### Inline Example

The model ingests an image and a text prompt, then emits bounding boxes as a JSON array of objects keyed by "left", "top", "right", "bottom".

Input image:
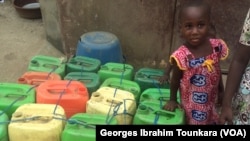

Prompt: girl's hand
[
  {"left": 158, "top": 75, "right": 170, "bottom": 85},
  {"left": 163, "top": 100, "right": 179, "bottom": 111},
  {"left": 219, "top": 106, "right": 233, "bottom": 125}
]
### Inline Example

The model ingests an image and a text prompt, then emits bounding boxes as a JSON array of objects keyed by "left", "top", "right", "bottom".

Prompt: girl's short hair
[{"left": 179, "top": 0, "right": 211, "bottom": 22}]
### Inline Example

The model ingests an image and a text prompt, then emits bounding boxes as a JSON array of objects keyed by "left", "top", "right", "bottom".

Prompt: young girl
[{"left": 163, "top": 0, "right": 229, "bottom": 125}]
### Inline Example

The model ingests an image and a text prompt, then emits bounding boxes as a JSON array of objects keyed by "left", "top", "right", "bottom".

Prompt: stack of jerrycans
[{"left": 133, "top": 88, "right": 185, "bottom": 125}]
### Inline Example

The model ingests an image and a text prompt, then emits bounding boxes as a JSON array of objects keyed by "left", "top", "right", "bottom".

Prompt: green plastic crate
[
  {"left": 0, "top": 83, "right": 36, "bottom": 118},
  {"left": 134, "top": 68, "right": 169, "bottom": 92},
  {"left": 61, "top": 113, "right": 117, "bottom": 141},
  {"left": 28, "top": 55, "right": 66, "bottom": 78},
  {"left": 64, "top": 72, "right": 100, "bottom": 97},
  {"left": 139, "top": 88, "right": 180, "bottom": 104},
  {"left": 66, "top": 56, "right": 101, "bottom": 74},
  {"left": 97, "top": 62, "right": 134, "bottom": 83},
  {"left": 133, "top": 101, "right": 185, "bottom": 125}
]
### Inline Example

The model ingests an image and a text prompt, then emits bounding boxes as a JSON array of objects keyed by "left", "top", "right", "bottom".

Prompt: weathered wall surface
[
  {"left": 41, "top": 0, "right": 250, "bottom": 70},
  {"left": 40, "top": 0, "right": 64, "bottom": 53}
]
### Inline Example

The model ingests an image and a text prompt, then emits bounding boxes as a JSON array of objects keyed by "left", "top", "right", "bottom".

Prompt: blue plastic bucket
[{"left": 76, "top": 31, "right": 123, "bottom": 65}]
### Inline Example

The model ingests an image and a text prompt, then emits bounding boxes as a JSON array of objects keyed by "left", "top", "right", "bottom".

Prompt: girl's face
[{"left": 179, "top": 6, "right": 210, "bottom": 47}]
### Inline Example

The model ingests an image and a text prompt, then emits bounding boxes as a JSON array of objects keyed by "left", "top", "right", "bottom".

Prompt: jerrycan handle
[
  {"left": 154, "top": 109, "right": 175, "bottom": 116},
  {"left": 47, "top": 87, "right": 86, "bottom": 95},
  {"left": 78, "top": 79, "right": 93, "bottom": 84},
  {"left": 108, "top": 83, "right": 123, "bottom": 89},
  {"left": 107, "top": 98, "right": 123, "bottom": 106},
  {"left": 137, "top": 72, "right": 149, "bottom": 78},
  {"left": 5, "top": 94, "right": 27, "bottom": 100},
  {"left": 158, "top": 96, "right": 170, "bottom": 101},
  {"left": 47, "top": 88, "right": 69, "bottom": 94},
  {"left": 30, "top": 79, "right": 46, "bottom": 85},
  {"left": 100, "top": 65, "right": 108, "bottom": 70}
]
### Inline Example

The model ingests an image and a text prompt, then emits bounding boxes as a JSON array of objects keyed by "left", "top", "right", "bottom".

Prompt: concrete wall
[
  {"left": 40, "top": 0, "right": 250, "bottom": 70},
  {"left": 40, "top": 0, "right": 64, "bottom": 53}
]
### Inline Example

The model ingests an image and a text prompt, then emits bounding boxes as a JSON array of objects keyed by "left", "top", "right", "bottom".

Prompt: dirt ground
[{"left": 0, "top": 0, "right": 64, "bottom": 83}]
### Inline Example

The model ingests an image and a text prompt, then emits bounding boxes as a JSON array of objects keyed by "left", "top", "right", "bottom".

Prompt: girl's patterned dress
[
  {"left": 170, "top": 39, "right": 229, "bottom": 125},
  {"left": 232, "top": 8, "right": 250, "bottom": 125}
]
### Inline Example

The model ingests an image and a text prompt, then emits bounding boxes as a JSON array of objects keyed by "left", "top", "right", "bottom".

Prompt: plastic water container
[
  {"left": 64, "top": 72, "right": 100, "bottom": 97},
  {"left": 97, "top": 62, "right": 134, "bottom": 83},
  {"left": 18, "top": 71, "right": 62, "bottom": 86},
  {"left": 61, "top": 113, "right": 117, "bottom": 141},
  {"left": 0, "top": 111, "right": 8, "bottom": 141},
  {"left": 139, "top": 88, "right": 180, "bottom": 104},
  {"left": 133, "top": 101, "right": 185, "bottom": 125},
  {"left": 8, "top": 103, "right": 65, "bottom": 141},
  {"left": 100, "top": 78, "right": 141, "bottom": 103},
  {"left": 36, "top": 80, "right": 89, "bottom": 118},
  {"left": 86, "top": 87, "right": 136, "bottom": 124},
  {"left": 134, "top": 68, "right": 170, "bottom": 92},
  {"left": 0, "top": 83, "right": 36, "bottom": 118},
  {"left": 66, "top": 56, "right": 101, "bottom": 74},
  {"left": 75, "top": 31, "right": 123, "bottom": 65},
  {"left": 28, "top": 55, "right": 66, "bottom": 78}
]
